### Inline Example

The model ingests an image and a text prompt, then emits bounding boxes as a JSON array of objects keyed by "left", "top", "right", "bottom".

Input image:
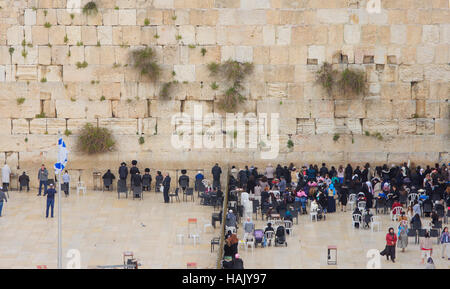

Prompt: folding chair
[{"left": 169, "top": 188, "right": 180, "bottom": 202}]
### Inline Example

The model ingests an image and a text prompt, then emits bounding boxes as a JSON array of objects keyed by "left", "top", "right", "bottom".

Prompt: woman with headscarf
[
  {"left": 224, "top": 234, "right": 239, "bottom": 259},
  {"left": 397, "top": 222, "right": 408, "bottom": 253},
  {"left": 380, "top": 227, "right": 397, "bottom": 263}
]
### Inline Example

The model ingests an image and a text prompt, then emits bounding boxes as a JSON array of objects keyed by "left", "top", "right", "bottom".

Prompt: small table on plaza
[{"left": 327, "top": 245, "right": 337, "bottom": 265}]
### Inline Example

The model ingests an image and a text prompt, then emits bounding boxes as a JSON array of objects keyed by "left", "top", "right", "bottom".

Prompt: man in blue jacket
[{"left": 44, "top": 183, "right": 57, "bottom": 218}]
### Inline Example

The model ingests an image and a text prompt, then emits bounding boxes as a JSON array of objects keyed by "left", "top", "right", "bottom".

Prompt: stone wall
[{"left": 0, "top": 0, "right": 448, "bottom": 187}]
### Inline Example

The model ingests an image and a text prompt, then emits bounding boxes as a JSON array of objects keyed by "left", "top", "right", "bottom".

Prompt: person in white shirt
[{"left": 1, "top": 164, "right": 11, "bottom": 192}]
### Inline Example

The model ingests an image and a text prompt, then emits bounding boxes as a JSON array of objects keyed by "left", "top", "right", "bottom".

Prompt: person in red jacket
[{"left": 380, "top": 227, "right": 397, "bottom": 263}]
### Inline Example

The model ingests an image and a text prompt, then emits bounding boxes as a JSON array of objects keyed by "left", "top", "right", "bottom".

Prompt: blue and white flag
[{"left": 54, "top": 137, "right": 68, "bottom": 174}]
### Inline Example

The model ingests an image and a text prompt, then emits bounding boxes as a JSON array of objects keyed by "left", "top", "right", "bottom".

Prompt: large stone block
[
  {"left": 112, "top": 99, "right": 148, "bottom": 118},
  {"left": 99, "top": 118, "right": 138, "bottom": 135},
  {"left": 422, "top": 25, "right": 440, "bottom": 44},
  {"left": 55, "top": 100, "right": 87, "bottom": 118},
  {"left": 363, "top": 119, "right": 398, "bottom": 135},
  {"left": 399, "top": 65, "right": 424, "bottom": 82},
  {"left": 344, "top": 25, "right": 361, "bottom": 45}
]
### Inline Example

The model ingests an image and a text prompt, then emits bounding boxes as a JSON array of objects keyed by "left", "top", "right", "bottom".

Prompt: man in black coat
[
  {"left": 119, "top": 162, "right": 128, "bottom": 184},
  {"left": 19, "top": 171, "right": 30, "bottom": 192},
  {"left": 162, "top": 173, "right": 171, "bottom": 203},
  {"left": 178, "top": 169, "right": 189, "bottom": 193},
  {"left": 319, "top": 163, "right": 328, "bottom": 177},
  {"left": 44, "top": 183, "right": 57, "bottom": 218},
  {"left": 130, "top": 160, "right": 140, "bottom": 186},
  {"left": 212, "top": 163, "right": 222, "bottom": 190}
]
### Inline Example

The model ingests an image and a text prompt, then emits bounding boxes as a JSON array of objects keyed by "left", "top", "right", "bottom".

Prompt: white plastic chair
[
  {"left": 244, "top": 235, "right": 255, "bottom": 253},
  {"left": 225, "top": 226, "right": 236, "bottom": 234},
  {"left": 191, "top": 231, "right": 200, "bottom": 246},
  {"left": 391, "top": 207, "right": 403, "bottom": 221},
  {"left": 284, "top": 220, "right": 293, "bottom": 236},
  {"left": 407, "top": 193, "right": 419, "bottom": 207},
  {"left": 348, "top": 194, "right": 357, "bottom": 211},
  {"left": 310, "top": 209, "right": 318, "bottom": 222},
  {"left": 357, "top": 201, "right": 366, "bottom": 212},
  {"left": 371, "top": 216, "right": 381, "bottom": 232},
  {"left": 352, "top": 214, "right": 362, "bottom": 229},
  {"left": 264, "top": 231, "right": 274, "bottom": 246},
  {"left": 76, "top": 181, "right": 86, "bottom": 195}
]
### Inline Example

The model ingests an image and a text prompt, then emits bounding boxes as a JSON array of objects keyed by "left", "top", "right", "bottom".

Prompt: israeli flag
[{"left": 54, "top": 137, "right": 68, "bottom": 174}]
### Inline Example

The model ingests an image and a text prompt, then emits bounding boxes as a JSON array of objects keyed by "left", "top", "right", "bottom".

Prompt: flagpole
[{"left": 57, "top": 132, "right": 62, "bottom": 269}]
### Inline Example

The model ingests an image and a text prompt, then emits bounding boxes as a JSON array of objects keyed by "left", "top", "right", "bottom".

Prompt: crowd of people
[{"left": 221, "top": 161, "right": 450, "bottom": 267}]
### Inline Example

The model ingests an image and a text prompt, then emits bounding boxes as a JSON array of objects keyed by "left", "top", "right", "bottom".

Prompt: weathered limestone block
[
  {"left": 38, "top": 46, "right": 52, "bottom": 65},
  {"left": 31, "top": 26, "right": 49, "bottom": 45},
  {"left": 118, "top": 9, "right": 137, "bottom": 25},
  {"left": 267, "top": 82, "right": 288, "bottom": 98},
  {"left": 435, "top": 119, "right": 450, "bottom": 136},
  {"left": 81, "top": 26, "right": 97, "bottom": 45},
  {"left": 429, "top": 82, "right": 449, "bottom": 101},
  {"left": 50, "top": 46, "right": 69, "bottom": 65},
  {"left": 424, "top": 100, "right": 440, "bottom": 118},
  {"left": 390, "top": 25, "right": 407, "bottom": 44},
  {"left": 345, "top": 118, "right": 362, "bottom": 134},
  {"left": 122, "top": 26, "right": 141, "bottom": 45},
  {"left": 101, "top": 82, "right": 121, "bottom": 100},
  {"left": 173, "top": 64, "right": 196, "bottom": 82},
  {"left": 398, "top": 119, "right": 417, "bottom": 135},
  {"left": 263, "top": 65, "right": 295, "bottom": 82},
  {"left": 416, "top": 46, "right": 435, "bottom": 64},
  {"left": 99, "top": 118, "right": 137, "bottom": 135},
  {"left": 422, "top": 25, "right": 440, "bottom": 44},
  {"left": 317, "top": 9, "right": 348, "bottom": 24},
  {"left": 295, "top": 118, "right": 314, "bottom": 135},
  {"left": 308, "top": 45, "right": 325, "bottom": 65},
  {"left": 399, "top": 65, "right": 424, "bottom": 82},
  {"left": 68, "top": 46, "right": 85, "bottom": 65},
  {"left": 66, "top": 119, "right": 94, "bottom": 135},
  {"left": 48, "top": 25, "right": 65, "bottom": 45},
  {"left": 45, "top": 118, "right": 66, "bottom": 135},
  {"left": 344, "top": 24, "right": 361, "bottom": 44},
  {"left": 55, "top": 100, "right": 87, "bottom": 118},
  {"left": 392, "top": 100, "right": 416, "bottom": 119},
  {"left": 97, "top": 26, "right": 113, "bottom": 45},
  {"left": 156, "top": 25, "right": 177, "bottom": 45},
  {"left": 363, "top": 119, "right": 398, "bottom": 135},
  {"left": 276, "top": 26, "right": 291, "bottom": 45},
  {"left": 112, "top": 99, "right": 148, "bottom": 118},
  {"left": 12, "top": 119, "right": 29, "bottom": 134},
  {"left": 334, "top": 100, "right": 365, "bottom": 118},
  {"left": 63, "top": 65, "right": 95, "bottom": 82},
  {"left": 149, "top": 100, "right": 181, "bottom": 118},
  {"left": 366, "top": 100, "right": 393, "bottom": 119},
  {"left": 39, "top": 65, "right": 62, "bottom": 82},
  {"left": 416, "top": 119, "right": 435, "bottom": 135},
  {"left": 142, "top": 117, "right": 157, "bottom": 135},
  {"left": 183, "top": 100, "right": 214, "bottom": 115},
  {"left": 86, "top": 101, "right": 112, "bottom": 119},
  {"left": 178, "top": 25, "right": 196, "bottom": 45},
  {"left": 195, "top": 26, "right": 216, "bottom": 45},
  {"left": 16, "top": 65, "right": 38, "bottom": 81},
  {"left": 424, "top": 64, "right": 450, "bottom": 82},
  {"left": 240, "top": 0, "right": 270, "bottom": 9},
  {"left": 315, "top": 118, "right": 336, "bottom": 134},
  {"left": 29, "top": 118, "right": 47, "bottom": 135},
  {"left": 310, "top": 100, "right": 334, "bottom": 118}
]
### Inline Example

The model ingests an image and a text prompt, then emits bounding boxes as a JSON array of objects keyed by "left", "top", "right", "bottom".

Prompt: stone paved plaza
[{"left": 1, "top": 189, "right": 449, "bottom": 269}]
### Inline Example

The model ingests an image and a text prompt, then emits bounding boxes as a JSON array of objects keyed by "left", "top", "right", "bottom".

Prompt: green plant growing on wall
[
  {"left": 64, "top": 35, "right": 69, "bottom": 43},
  {"left": 364, "top": 130, "right": 370, "bottom": 136},
  {"left": 35, "top": 112, "right": 46, "bottom": 118},
  {"left": 64, "top": 129, "right": 72, "bottom": 136},
  {"left": 138, "top": 136, "right": 145, "bottom": 145},
  {"left": 333, "top": 133, "right": 340, "bottom": 142},
  {"left": 201, "top": 48, "right": 207, "bottom": 56},
  {"left": 160, "top": 81, "right": 176, "bottom": 100},
  {"left": 210, "top": 82, "right": 219, "bottom": 90},
  {"left": 22, "top": 50, "right": 27, "bottom": 58},
  {"left": 100, "top": 96, "right": 105, "bottom": 101},
  {"left": 171, "top": 15, "right": 177, "bottom": 21},
  {"left": 43, "top": 10, "right": 47, "bottom": 16},
  {"left": 207, "top": 60, "right": 254, "bottom": 112},
  {"left": 188, "top": 44, "right": 196, "bottom": 49},
  {"left": 287, "top": 139, "right": 294, "bottom": 149},
  {"left": 70, "top": 97, "right": 77, "bottom": 102},
  {"left": 175, "top": 34, "right": 182, "bottom": 41},
  {"left": 373, "top": 132, "right": 383, "bottom": 141},
  {"left": 82, "top": 1, "right": 98, "bottom": 16},
  {"left": 316, "top": 62, "right": 366, "bottom": 97},
  {"left": 76, "top": 41, "right": 83, "bottom": 46},
  {"left": 40, "top": 77, "right": 47, "bottom": 82},
  {"left": 115, "top": 6, "right": 119, "bottom": 10},
  {"left": 44, "top": 22, "right": 51, "bottom": 28},
  {"left": 77, "top": 123, "right": 115, "bottom": 154},
  {"left": 131, "top": 47, "right": 161, "bottom": 82},
  {"left": 154, "top": 34, "right": 160, "bottom": 39},
  {"left": 338, "top": 68, "right": 365, "bottom": 96},
  {"left": 144, "top": 18, "right": 150, "bottom": 25},
  {"left": 8, "top": 47, "right": 14, "bottom": 55},
  {"left": 25, "top": 137, "right": 28, "bottom": 142},
  {"left": 76, "top": 61, "right": 88, "bottom": 69},
  {"left": 70, "top": 13, "right": 75, "bottom": 20},
  {"left": 16, "top": 97, "right": 25, "bottom": 105}
]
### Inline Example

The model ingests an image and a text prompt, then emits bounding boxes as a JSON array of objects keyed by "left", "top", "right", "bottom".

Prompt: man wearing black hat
[
  {"left": 179, "top": 169, "right": 189, "bottom": 194},
  {"left": 119, "top": 162, "right": 128, "bottom": 184},
  {"left": 142, "top": 168, "right": 152, "bottom": 191},
  {"left": 130, "top": 160, "right": 140, "bottom": 187},
  {"left": 44, "top": 183, "right": 57, "bottom": 218}
]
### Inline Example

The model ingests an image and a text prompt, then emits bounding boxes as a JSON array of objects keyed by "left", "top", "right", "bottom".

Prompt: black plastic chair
[
  {"left": 184, "top": 187, "right": 194, "bottom": 202},
  {"left": 418, "top": 229, "right": 427, "bottom": 238},
  {"left": 252, "top": 200, "right": 260, "bottom": 220},
  {"left": 169, "top": 188, "right": 180, "bottom": 203},
  {"left": 117, "top": 179, "right": 128, "bottom": 199},
  {"left": 430, "top": 229, "right": 440, "bottom": 244},
  {"left": 376, "top": 198, "right": 386, "bottom": 214},
  {"left": 432, "top": 221, "right": 442, "bottom": 230},
  {"left": 210, "top": 237, "right": 220, "bottom": 252},
  {"left": 407, "top": 229, "right": 418, "bottom": 244}
]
